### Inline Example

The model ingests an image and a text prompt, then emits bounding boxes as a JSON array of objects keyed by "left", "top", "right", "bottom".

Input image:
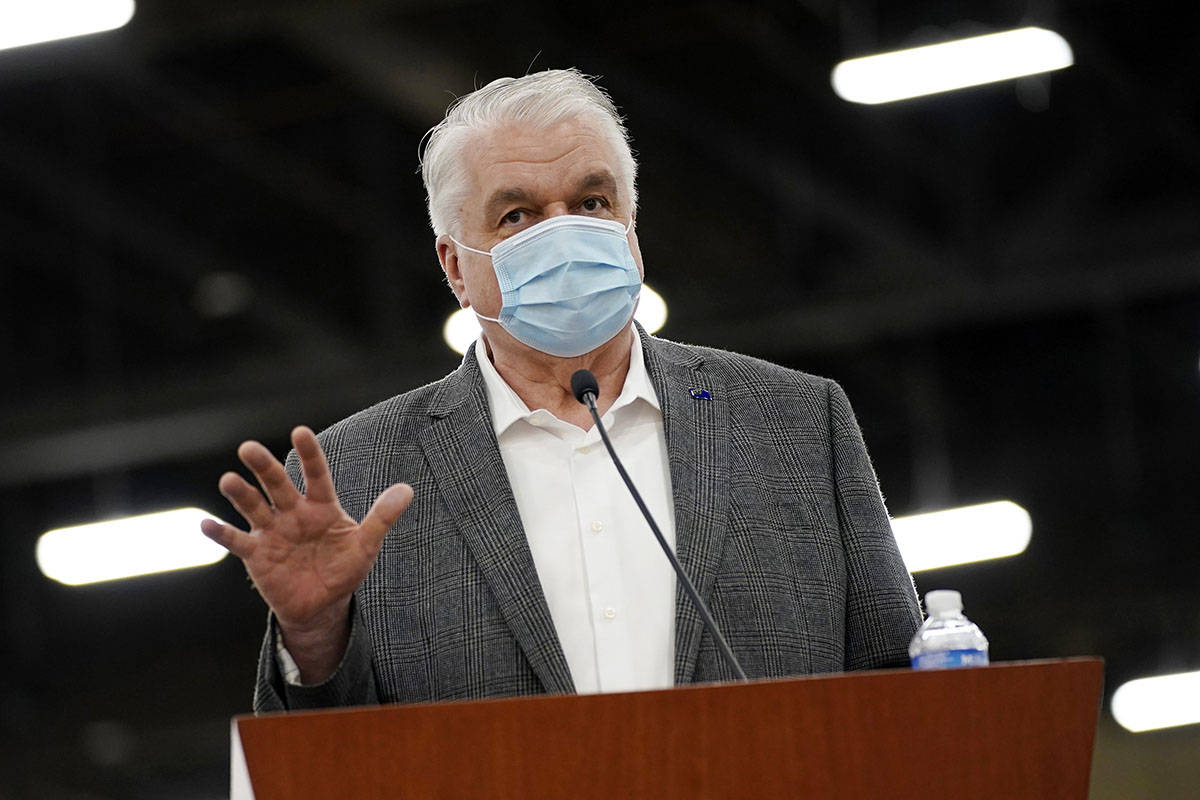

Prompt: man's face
[{"left": 437, "top": 115, "right": 643, "bottom": 329}]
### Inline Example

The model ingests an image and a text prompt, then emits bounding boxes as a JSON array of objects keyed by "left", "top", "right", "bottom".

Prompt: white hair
[{"left": 419, "top": 68, "right": 638, "bottom": 238}]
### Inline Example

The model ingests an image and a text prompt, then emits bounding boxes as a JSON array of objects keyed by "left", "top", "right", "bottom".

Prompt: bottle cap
[{"left": 925, "top": 589, "right": 964, "bottom": 618}]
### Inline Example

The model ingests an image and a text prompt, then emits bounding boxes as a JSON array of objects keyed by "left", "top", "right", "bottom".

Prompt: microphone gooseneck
[{"left": 569, "top": 369, "right": 748, "bottom": 682}]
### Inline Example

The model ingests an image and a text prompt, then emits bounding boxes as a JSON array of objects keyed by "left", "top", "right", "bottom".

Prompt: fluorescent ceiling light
[
  {"left": 1112, "top": 670, "right": 1200, "bottom": 732},
  {"left": 0, "top": 0, "right": 135, "bottom": 51},
  {"left": 891, "top": 500, "right": 1032, "bottom": 572},
  {"left": 831, "top": 26, "right": 1074, "bottom": 105},
  {"left": 37, "top": 507, "right": 228, "bottom": 586},
  {"left": 442, "top": 283, "right": 669, "bottom": 356}
]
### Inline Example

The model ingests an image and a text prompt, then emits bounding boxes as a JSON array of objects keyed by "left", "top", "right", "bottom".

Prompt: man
[{"left": 201, "top": 69, "right": 921, "bottom": 712}]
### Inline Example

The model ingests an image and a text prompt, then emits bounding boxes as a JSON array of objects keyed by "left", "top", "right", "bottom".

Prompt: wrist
[
  {"left": 277, "top": 595, "right": 352, "bottom": 642},
  {"left": 277, "top": 598, "right": 352, "bottom": 684}
]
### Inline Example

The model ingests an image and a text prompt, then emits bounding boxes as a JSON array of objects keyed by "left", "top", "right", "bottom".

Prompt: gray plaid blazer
[{"left": 254, "top": 330, "right": 921, "bottom": 711}]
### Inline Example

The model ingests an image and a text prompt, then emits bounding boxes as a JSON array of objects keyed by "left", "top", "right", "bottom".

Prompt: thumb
[{"left": 359, "top": 483, "right": 414, "bottom": 553}]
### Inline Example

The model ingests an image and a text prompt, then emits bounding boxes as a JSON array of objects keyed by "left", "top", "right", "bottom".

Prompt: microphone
[
  {"left": 570, "top": 369, "right": 600, "bottom": 406},
  {"left": 570, "top": 369, "right": 748, "bottom": 682}
]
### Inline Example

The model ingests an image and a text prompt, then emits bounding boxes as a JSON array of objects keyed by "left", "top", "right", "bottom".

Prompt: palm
[
  {"left": 202, "top": 426, "right": 413, "bottom": 631},
  {"left": 243, "top": 496, "right": 373, "bottom": 626}
]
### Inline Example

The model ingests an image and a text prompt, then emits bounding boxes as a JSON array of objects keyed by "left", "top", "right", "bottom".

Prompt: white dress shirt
[{"left": 475, "top": 328, "right": 677, "bottom": 694}]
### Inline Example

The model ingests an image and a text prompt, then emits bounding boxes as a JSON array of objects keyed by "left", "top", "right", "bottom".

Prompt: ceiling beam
[
  {"left": 704, "top": 245, "right": 1200, "bottom": 356},
  {"left": 274, "top": 5, "right": 477, "bottom": 128},
  {"left": 100, "top": 59, "right": 389, "bottom": 236},
  {"left": 0, "top": 127, "right": 362, "bottom": 360}
]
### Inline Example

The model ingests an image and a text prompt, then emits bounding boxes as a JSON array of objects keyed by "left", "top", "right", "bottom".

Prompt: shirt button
[
  {"left": 602, "top": 607, "right": 617, "bottom": 620},
  {"left": 578, "top": 444, "right": 593, "bottom": 455},
  {"left": 528, "top": 416, "right": 544, "bottom": 427},
  {"left": 590, "top": 520, "right": 604, "bottom": 534}
]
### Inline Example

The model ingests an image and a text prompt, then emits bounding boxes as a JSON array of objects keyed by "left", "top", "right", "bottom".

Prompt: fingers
[
  {"left": 217, "top": 471, "right": 274, "bottom": 530},
  {"left": 292, "top": 426, "right": 337, "bottom": 504},
  {"left": 200, "top": 517, "right": 256, "bottom": 560},
  {"left": 359, "top": 483, "right": 414, "bottom": 554},
  {"left": 238, "top": 440, "right": 301, "bottom": 511}
]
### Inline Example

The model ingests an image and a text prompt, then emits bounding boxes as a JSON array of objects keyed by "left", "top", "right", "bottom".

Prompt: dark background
[{"left": 1, "top": 1, "right": 1198, "bottom": 797}]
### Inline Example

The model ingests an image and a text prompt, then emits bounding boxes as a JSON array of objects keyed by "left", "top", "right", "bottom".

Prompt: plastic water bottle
[{"left": 909, "top": 589, "right": 989, "bottom": 669}]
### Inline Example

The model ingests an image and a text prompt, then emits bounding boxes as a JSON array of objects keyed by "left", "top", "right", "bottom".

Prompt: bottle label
[{"left": 911, "top": 649, "right": 990, "bottom": 670}]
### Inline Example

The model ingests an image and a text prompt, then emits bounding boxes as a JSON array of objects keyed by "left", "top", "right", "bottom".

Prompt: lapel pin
[{"left": 689, "top": 387, "right": 712, "bottom": 400}]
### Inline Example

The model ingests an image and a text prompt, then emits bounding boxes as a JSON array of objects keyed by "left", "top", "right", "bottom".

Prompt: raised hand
[{"left": 201, "top": 425, "right": 412, "bottom": 682}]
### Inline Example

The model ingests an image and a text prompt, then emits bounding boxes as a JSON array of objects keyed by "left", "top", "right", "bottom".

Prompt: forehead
[{"left": 462, "top": 116, "right": 623, "bottom": 206}]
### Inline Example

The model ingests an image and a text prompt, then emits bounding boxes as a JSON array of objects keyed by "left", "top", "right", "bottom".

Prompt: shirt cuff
[{"left": 275, "top": 628, "right": 303, "bottom": 686}]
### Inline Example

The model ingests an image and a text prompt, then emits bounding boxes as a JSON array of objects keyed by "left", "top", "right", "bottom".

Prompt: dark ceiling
[{"left": 2, "top": 1, "right": 1198, "bottom": 797}]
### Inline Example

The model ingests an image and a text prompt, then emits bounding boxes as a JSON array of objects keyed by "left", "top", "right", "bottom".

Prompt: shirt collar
[{"left": 476, "top": 327, "right": 661, "bottom": 439}]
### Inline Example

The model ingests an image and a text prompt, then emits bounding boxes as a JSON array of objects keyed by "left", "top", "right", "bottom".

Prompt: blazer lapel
[
  {"left": 642, "top": 332, "right": 731, "bottom": 684},
  {"left": 418, "top": 349, "right": 575, "bottom": 695}
]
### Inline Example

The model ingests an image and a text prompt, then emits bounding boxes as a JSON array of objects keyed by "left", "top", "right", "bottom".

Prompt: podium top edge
[{"left": 232, "top": 656, "right": 1104, "bottom": 725}]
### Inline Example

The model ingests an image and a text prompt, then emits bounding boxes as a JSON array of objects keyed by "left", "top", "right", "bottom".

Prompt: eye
[
  {"left": 579, "top": 196, "right": 609, "bottom": 213},
  {"left": 501, "top": 209, "right": 526, "bottom": 226}
]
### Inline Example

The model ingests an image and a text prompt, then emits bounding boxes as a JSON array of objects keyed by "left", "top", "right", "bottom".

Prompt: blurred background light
[
  {"left": 892, "top": 500, "right": 1032, "bottom": 572},
  {"left": 192, "top": 271, "right": 254, "bottom": 319},
  {"left": 442, "top": 283, "right": 669, "bottom": 355},
  {"left": 1112, "top": 670, "right": 1200, "bottom": 732},
  {"left": 0, "top": 0, "right": 136, "bottom": 52},
  {"left": 832, "top": 27, "right": 1074, "bottom": 105},
  {"left": 443, "top": 305, "right": 482, "bottom": 357},
  {"left": 635, "top": 283, "right": 669, "bottom": 333},
  {"left": 36, "top": 507, "right": 227, "bottom": 586}
]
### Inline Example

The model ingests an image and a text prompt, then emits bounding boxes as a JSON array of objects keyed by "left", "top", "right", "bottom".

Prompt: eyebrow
[
  {"left": 483, "top": 188, "right": 534, "bottom": 223},
  {"left": 576, "top": 171, "right": 620, "bottom": 198},
  {"left": 482, "top": 171, "right": 622, "bottom": 223}
]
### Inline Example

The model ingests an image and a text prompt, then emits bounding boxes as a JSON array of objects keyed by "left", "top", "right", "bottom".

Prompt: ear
[{"left": 436, "top": 234, "right": 469, "bottom": 308}]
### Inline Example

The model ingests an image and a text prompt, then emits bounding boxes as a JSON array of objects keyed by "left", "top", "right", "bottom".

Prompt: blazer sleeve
[
  {"left": 253, "top": 596, "right": 379, "bottom": 712},
  {"left": 250, "top": 449, "right": 382, "bottom": 712},
  {"left": 827, "top": 380, "right": 922, "bottom": 669}
]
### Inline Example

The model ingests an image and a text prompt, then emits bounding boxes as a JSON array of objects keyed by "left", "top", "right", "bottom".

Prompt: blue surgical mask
[{"left": 451, "top": 215, "right": 641, "bottom": 358}]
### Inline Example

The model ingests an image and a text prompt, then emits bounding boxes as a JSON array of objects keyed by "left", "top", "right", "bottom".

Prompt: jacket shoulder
[
  {"left": 648, "top": 335, "right": 836, "bottom": 397},
  {"left": 312, "top": 371, "right": 458, "bottom": 451}
]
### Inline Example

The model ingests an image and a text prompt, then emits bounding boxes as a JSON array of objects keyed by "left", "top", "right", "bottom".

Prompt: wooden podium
[{"left": 231, "top": 658, "right": 1103, "bottom": 799}]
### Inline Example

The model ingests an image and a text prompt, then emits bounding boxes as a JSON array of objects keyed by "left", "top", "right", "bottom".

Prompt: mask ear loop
[
  {"left": 448, "top": 235, "right": 492, "bottom": 257},
  {"left": 445, "top": 235, "right": 498, "bottom": 322}
]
